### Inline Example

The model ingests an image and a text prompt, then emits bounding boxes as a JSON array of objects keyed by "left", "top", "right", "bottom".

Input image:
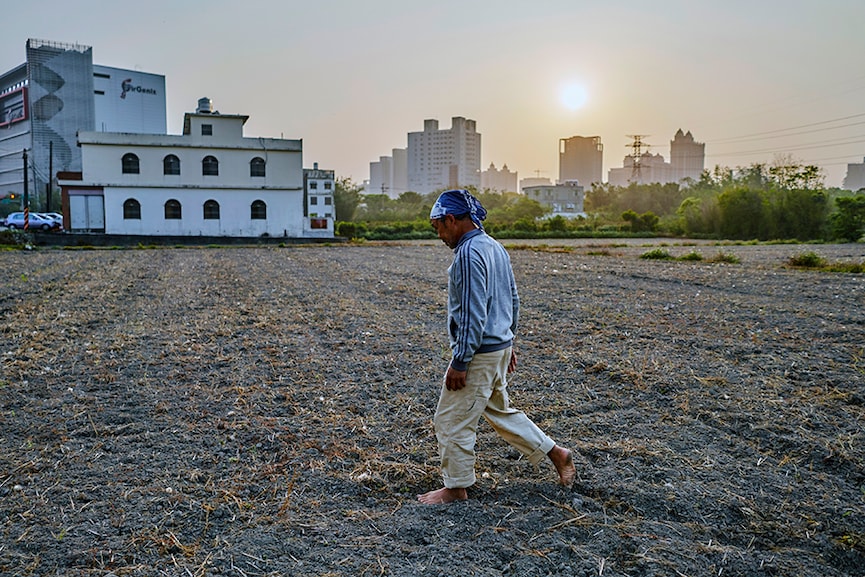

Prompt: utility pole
[
  {"left": 22, "top": 149, "right": 29, "bottom": 231},
  {"left": 46, "top": 141, "right": 53, "bottom": 213}
]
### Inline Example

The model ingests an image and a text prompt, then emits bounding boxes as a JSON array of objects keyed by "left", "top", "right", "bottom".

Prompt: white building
[
  {"left": 58, "top": 99, "right": 329, "bottom": 238},
  {"left": 303, "top": 163, "right": 335, "bottom": 236},
  {"left": 608, "top": 152, "right": 671, "bottom": 187},
  {"left": 0, "top": 39, "right": 166, "bottom": 206},
  {"left": 607, "top": 130, "right": 705, "bottom": 186},
  {"left": 481, "top": 162, "right": 518, "bottom": 193},
  {"left": 523, "top": 181, "right": 585, "bottom": 219},
  {"left": 93, "top": 65, "right": 166, "bottom": 134},
  {"left": 559, "top": 136, "right": 603, "bottom": 187},
  {"left": 843, "top": 157, "right": 865, "bottom": 191},
  {"left": 368, "top": 148, "right": 409, "bottom": 199},
  {"left": 669, "top": 129, "right": 705, "bottom": 183},
  {"left": 407, "top": 117, "right": 481, "bottom": 195}
]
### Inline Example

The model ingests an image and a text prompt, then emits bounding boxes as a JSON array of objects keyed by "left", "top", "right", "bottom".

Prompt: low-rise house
[
  {"left": 523, "top": 181, "right": 585, "bottom": 219},
  {"left": 59, "top": 98, "right": 333, "bottom": 238},
  {"left": 303, "top": 163, "right": 335, "bottom": 236}
]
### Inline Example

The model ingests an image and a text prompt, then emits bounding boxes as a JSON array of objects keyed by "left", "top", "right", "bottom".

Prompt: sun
[{"left": 560, "top": 82, "right": 589, "bottom": 111}]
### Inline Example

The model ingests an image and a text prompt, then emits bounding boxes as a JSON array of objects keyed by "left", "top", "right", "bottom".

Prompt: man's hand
[
  {"left": 445, "top": 366, "right": 467, "bottom": 391},
  {"left": 508, "top": 350, "right": 518, "bottom": 374}
]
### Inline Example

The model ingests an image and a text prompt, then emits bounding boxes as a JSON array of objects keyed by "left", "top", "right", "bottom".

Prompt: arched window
[
  {"left": 123, "top": 198, "right": 141, "bottom": 219},
  {"left": 163, "top": 154, "right": 180, "bottom": 175},
  {"left": 203, "top": 199, "right": 220, "bottom": 220},
  {"left": 251, "top": 200, "right": 267, "bottom": 220},
  {"left": 250, "top": 157, "right": 266, "bottom": 177},
  {"left": 122, "top": 153, "right": 140, "bottom": 174},
  {"left": 202, "top": 155, "right": 219, "bottom": 176},
  {"left": 164, "top": 199, "right": 182, "bottom": 219}
]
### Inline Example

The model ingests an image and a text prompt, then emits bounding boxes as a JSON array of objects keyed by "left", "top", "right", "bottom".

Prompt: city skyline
[{"left": 1, "top": 1, "right": 863, "bottom": 188}]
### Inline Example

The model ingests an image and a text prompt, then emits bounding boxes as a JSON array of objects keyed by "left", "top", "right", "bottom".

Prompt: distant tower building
[
  {"left": 481, "top": 162, "right": 518, "bottom": 193},
  {"left": 843, "top": 157, "right": 865, "bottom": 191},
  {"left": 559, "top": 136, "right": 603, "bottom": 187},
  {"left": 607, "top": 130, "right": 705, "bottom": 186},
  {"left": 368, "top": 155, "right": 393, "bottom": 197},
  {"left": 391, "top": 148, "right": 408, "bottom": 197},
  {"left": 368, "top": 148, "right": 407, "bottom": 199},
  {"left": 608, "top": 152, "right": 669, "bottom": 187},
  {"left": 670, "top": 129, "right": 705, "bottom": 182},
  {"left": 407, "top": 117, "right": 481, "bottom": 195}
]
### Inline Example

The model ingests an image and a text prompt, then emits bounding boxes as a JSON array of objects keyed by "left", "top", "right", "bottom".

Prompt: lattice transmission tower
[{"left": 626, "top": 135, "right": 651, "bottom": 183}]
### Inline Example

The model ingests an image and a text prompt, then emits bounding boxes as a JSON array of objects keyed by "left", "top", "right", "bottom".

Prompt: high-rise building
[
  {"left": 0, "top": 38, "right": 165, "bottom": 208},
  {"left": 407, "top": 117, "right": 480, "bottom": 195},
  {"left": 391, "top": 148, "right": 408, "bottom": 197},
  {"left": 369, "top": 155, "right": 393, "bottom": 196},
  {"left": 607, "top": 130, "right": 705, "bottom": 186},
  {"left": 559, "top": 135, "right": 603, "bottom": 187},
  {"left": 843, "top": 157, "right": 865, "bottom": 191},
  {"left": 368, "top": 148, "right": 407, "bottom": 199},
  {"left": 670, "top": 129, "right": 705, "bottom": 182},
  {"left": 607, "top": 152, "right": 670, "bottom": 187},
  {"left": 481, "top": 162, "right": 517, "bottom": 193}
]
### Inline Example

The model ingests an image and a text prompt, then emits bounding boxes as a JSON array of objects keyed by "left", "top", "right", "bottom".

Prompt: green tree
[
  {"left": 769, "top": 157, "right": 824, "bottom": 190},
  {"left": 334, "top": 177, "right": 362, "bottom": 222},
  {"left": 511, "top": 196, "right": 548, "bottom": 221},
  {"left": 359, "top": 194, "right": 394, "bottom": 221},
  {"left": 676, "top": 196, "right": 721, "bottom": 237},
  {"left": 718, "top": 185, "right": 765, "bottom": 239},
  {"left": 585, "top": 182, "right": 618, "bottom": 213},
  {"left": 622, "top": 210, "right": 659, "bottom": 233},
  {"left": 393, "top": 191, "right": 428, "bottom": 220},
  {"left": 766, "top": 187, "right": 828, "bottom": 240},
  {"left": 677, "top": 197, "right": 703, "bottom": 236},
  {"left": 485, "top": 195, "right": 546, "bottom": 226},
  {"left": 831, "top": 194, "right": 865, "bottom": 241},
  {"left": 546, "top": 215, "right": 568, "bottom": 232}
]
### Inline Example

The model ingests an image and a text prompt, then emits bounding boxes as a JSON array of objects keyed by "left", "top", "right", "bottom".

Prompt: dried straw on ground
[{"left": 1, "top": 240, "right": 863, "bottom": 576}]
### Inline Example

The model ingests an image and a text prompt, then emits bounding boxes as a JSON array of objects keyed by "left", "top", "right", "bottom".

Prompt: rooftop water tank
[{"left": 196, "top": 97, "right": 213, "bottom": 114}]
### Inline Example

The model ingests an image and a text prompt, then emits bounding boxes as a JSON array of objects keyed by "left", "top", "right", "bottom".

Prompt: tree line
[{"left": 333, "top": 160, "right": 865, "bottom": 242}]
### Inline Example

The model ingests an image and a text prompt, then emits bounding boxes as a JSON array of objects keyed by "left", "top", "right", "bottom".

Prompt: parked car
[
  {"left": 2, "top": 212, "right": 61, "bottom": 231},
  {"left": 38, "top": 212, "right": 64, "bottom": 227}
]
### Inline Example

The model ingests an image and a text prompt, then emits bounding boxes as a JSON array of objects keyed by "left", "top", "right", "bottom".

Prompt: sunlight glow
[{"left": 560, "top": 82, "right": 589, "bottom": 111}]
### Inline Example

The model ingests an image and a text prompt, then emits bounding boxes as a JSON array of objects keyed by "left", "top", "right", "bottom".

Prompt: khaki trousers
[{"left": 434, "top": 347, "right": 556, "bottom": 488}]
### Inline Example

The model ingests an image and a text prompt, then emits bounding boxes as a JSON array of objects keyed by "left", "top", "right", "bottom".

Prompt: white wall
[
  {"left": 103, "top": 187, "right": 305, "bottom": 237},
  {"left": 70, "top": 112, "right": 316, "bottom": 237},
  {"left": 93, "top": 66, "right": 167, "bottom": 134},
  {"left": 80, "top": 136, "right": 303, "bottom": 189}
]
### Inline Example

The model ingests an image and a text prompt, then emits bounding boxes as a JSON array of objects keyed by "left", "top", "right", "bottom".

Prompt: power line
[
  {"left": 712, "top": 112, "right": 865, "bottom": 143},
  {"left": 714, "top": 119, "right": 865, "bottom": 145},
  {"left": 710, "top": 135, "right": 865, "bottom": 158}
]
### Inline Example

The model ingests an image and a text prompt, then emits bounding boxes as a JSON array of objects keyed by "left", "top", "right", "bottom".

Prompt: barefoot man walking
[{"left": 418, "top": 189, "right": 576, "bottom": 505}]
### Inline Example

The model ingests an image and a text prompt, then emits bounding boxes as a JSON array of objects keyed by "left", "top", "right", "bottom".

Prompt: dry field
[{"left": 1, "top": 240, "right": 864, "bottom": 576}]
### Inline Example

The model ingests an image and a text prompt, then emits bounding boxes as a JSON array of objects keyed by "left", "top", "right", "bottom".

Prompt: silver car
[
  {"left": 38, "top": 212, "right": 64, "bottom": 228},
  {"left": 3, "top": 212, "right": 61, "bottom": 231}
]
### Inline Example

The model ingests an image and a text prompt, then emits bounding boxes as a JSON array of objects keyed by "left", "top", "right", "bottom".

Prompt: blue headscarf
[{"left": 429, "top": 189, "right": 487, "bottom": 230}]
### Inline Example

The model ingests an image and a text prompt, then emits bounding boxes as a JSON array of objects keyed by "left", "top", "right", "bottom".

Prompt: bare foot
[
  {"left": 549, "top": 445, "right": 576, "bottom": 488},
  {"left": 417, "top": 487, "right": 468, "bottom": 505}
]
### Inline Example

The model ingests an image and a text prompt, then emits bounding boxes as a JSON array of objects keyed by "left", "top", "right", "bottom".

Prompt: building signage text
[{"left": 121, "top": 79, "right": 158, "bottom": 99}]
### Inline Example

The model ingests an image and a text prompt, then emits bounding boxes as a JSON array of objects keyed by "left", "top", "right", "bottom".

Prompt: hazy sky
[{"left": 3, "top": 0, "right": 864, "bottom": 187}]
